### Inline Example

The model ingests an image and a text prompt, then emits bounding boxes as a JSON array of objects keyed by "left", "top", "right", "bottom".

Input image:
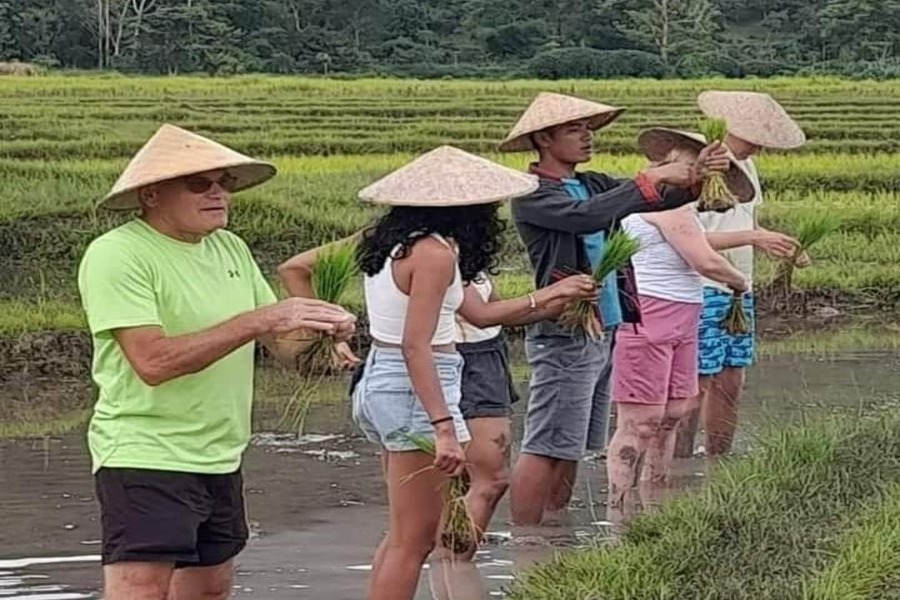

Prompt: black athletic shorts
[{"left": 95, "top": 467, "right": 248, "bottom": 567}]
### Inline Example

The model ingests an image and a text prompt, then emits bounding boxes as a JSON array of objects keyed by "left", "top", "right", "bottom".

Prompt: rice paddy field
[
  {"left": 2, "top": 75, "right": 900, "bottom": 599},
  {"left": 1, "top": 74, "right": 899, "bottom": 337}
]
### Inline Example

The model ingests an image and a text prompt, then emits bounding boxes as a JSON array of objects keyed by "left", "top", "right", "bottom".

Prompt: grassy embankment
[{"left": 508, "top": 413, "right": 900, "bottom": 600}]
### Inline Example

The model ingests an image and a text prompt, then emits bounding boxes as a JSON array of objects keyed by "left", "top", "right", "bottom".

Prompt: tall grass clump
[
  {"left": 771, "top": 213, "right": 843, "bottom": 299},
  {"left": 506, "top": 414, "right": 900, "bottom": 600}
]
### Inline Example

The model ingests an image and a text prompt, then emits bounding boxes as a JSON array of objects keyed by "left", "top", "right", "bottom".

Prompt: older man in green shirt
[{"left": 78, "top": 124, "right": 355, "bottom": 600}]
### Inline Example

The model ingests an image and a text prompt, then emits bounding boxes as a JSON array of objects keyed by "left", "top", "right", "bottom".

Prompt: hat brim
[
  {"left": 638, "top": 128, "right": 706, "bottom": 162},
  {"left": 498, "top": 108, "right": 626, "bottom": 153},
  {"left": 637, "top": 128, "right": 756, "bottom": 204},
  {"left": 100, "top": 161, "right": 277, "bottom": 210}
]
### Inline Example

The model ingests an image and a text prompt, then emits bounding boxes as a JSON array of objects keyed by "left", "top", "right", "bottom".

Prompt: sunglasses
[{"left": 183, "top": 173, "right": 238, "bottom": 194}]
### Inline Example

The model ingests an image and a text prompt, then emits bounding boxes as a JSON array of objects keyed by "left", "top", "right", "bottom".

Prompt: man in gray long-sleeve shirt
[{"left": 499, "top": 92, "right": 730, "bottom": 526}]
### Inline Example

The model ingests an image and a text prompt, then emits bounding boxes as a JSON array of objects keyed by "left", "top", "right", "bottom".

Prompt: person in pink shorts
[{"left": 606, "top": 128, "right": 769, "bottom": 511}]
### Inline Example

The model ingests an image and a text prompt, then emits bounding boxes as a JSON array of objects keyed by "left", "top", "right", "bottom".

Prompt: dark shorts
[
  {"left": 95, "top": 467, "right": 248, "bottom": 567},
  {"left": 458, "top": 333, "right": 520, "bottom": 420}
]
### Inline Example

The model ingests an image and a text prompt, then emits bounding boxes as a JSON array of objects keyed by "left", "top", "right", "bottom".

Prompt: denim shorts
[
  {"left": 520, "top": 334, "right": 613, "bottom": 461},
  {"left": 351, "top": 347, "right": 470, "bottom": 452}
]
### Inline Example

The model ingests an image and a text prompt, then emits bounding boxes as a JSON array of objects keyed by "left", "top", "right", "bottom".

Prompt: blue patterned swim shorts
[{"left": 698, "top": 287, "right": 756, "bottom": 376}]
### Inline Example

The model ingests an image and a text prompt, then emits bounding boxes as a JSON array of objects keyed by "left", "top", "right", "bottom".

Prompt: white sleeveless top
[
  {"left": 364, "top": 233, "right": 464, "bottom": 345},
  {"left": 454, "top": 274, "right": 501, "bottom": 344},
  {"left": 621, "top": 213, "right": 703, "bottom": 304}
]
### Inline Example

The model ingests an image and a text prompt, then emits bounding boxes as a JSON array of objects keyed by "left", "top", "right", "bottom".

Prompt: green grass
[
  {"left": 757, "top": 326, "right": 900, "bottom": 357},
  {"left": 506, "top": 414, "right": 900, "bottom": 600},
  {"left": 801, "top": 484, "right": 900, "bottom": 600},
  {"left": 0, "top": 365, "right": 356, "bottom": 440},
  {"left": 0, "top": 299, "right": 86, "bottom": 334}
]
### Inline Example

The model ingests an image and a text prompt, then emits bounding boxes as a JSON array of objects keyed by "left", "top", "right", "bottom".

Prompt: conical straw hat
[
  {"left": 359, "top": 146, "right": 538, "bottom": 207},
  {"left": 101, "top": 124, "right": 276, "bottom": 210},
  {"left": 697, "top": 91, "right": 806, "bottom": 149},
  {"left": 637, "top": 127, "right": 756, "bottom": 204},
  {"left": 499, "top": 92, "right": 625, "bottom": 153}
]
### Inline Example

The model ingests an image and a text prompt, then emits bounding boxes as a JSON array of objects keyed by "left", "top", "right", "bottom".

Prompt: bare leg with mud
[
  {"left": 703, "top": 367, "right": 745, "bottom": 456},
  {"left": 427, "top": 558, "right": 487, "bottom": 600},
  {"left": 168, "top": 562, "right": 236, "bottom": 600},
  {"left": 510, "top": 453, "right": 558, "bottom": 526},
  {"left": 546, "top": 460, "right": 578, "bottom": 514},
  {"left": 641, "top": 398, "right": 693, "bottom": 486},
  {"left": 102, "top": 563, "right": 174, "bottom": 600},
  {"left": 462, "top": 417, "right": 511, "bottom": 539},
  {"left": 367, "top": 451, "right": 445, "bottom": 600},
  {"left": 674, "top": 376, "right": 712, "bottom": 458},
  {"left": 605, "top": 403, "right": 665, "bottom": 510}
]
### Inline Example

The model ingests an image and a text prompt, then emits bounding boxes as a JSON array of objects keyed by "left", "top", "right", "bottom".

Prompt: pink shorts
[{"left": 613, "top": 295, "right": 701, "bottom": 405}]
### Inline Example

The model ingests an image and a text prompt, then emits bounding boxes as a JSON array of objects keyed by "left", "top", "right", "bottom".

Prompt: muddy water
[{"left": 2, "top": 351, "right": 899, "bottom": 599}]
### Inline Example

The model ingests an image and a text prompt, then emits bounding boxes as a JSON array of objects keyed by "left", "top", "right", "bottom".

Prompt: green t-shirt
[{"left": 77, "top": 219, "right": 278, "bottom": 474}]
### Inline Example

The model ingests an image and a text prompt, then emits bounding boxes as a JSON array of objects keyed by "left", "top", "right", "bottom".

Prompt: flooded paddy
[{"left": 2, "top": 349, "right": 899, "bottom": 599}]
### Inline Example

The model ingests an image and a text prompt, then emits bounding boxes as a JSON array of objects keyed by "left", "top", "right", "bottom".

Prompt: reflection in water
[
  {"left": 1, "top": 351, "right": 899, "bottom": 599},
  {"left": 0, "top": 559, "right": 99, "bottom": 599}
]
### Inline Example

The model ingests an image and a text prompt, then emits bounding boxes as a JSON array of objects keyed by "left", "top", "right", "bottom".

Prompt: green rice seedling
[
  {"left": 697, "top": 118, "right": 738, "bottom": 213},
  {"left": 398, "top": 431, "right": 479, "bottom": 556},
  {"left": 771, "top": 213, "right": 843, "bottom": 298},
  {"left": 557, "top": 230, "right": 640, "bottom": 339},
  {"left": 722, "top": 291, "right": 751, "bottom": 335},
  {"left": 300, "top": 239, "right": 359, "bottom": 372},
  {"left": 281, "top": 240, "right": 359, "bottom": 433}
]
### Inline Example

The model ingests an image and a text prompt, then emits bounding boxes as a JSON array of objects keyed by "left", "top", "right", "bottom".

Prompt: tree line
[{"left": 2, "top": 0, "right": 899, "bottom": 79}]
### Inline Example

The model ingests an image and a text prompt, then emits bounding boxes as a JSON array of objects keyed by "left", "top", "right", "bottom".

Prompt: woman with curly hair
[{"left": 328, "top": 147, "right": 594, "bottom": 600}]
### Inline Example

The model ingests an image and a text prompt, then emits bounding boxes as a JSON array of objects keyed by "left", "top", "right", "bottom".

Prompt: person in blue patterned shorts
[{"left": 676, "top": 91, "right": 810, "bottom": 457}]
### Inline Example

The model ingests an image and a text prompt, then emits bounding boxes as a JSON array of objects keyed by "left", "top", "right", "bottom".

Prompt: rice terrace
[{"left": 2, "top": 73, "right": 900, "bottom": 599}]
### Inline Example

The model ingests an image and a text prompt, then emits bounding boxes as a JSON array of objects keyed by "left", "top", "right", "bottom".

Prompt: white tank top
[
  {"left": 364, "top": 233, "right": 464, "bottom": 345},
  {"left": 621, "top": 214, "right": 703, "bottom": 304},
  {"left": 454, "top": 275, "right": 501, "bottom": 344}
]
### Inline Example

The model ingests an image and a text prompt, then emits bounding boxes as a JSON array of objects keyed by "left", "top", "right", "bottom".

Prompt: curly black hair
[{"left": 357, "top": 203, "right": 505, "bottom": 283}]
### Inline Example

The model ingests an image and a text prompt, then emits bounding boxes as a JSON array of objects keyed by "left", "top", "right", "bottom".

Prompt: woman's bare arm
[
  {"left": 398, "top": 239, "right": 458, "bottom": 429},
  {"left": 457, "top": 275, "right": 595, "bottom": 328}
]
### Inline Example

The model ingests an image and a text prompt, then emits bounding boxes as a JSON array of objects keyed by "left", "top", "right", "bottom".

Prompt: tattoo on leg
[
  {"left": 618, "top": 445, "right": 639, "bottom": 467},
  {"left": 493, "top": 432, "right": 511, "bottom": 464}
]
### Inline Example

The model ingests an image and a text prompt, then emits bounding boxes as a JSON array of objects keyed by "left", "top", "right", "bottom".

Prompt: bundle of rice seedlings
[
  {"left": 771, "top": 213, "right": 842, "bottom": 298},
  {"left": 281, "top": 240, "right": 359, "bottom": 433},
  {"left": 556, "top": 230, "right": 640, "bottom": 339},
  {"left": 298, "top": 240, "right": 359, "bottom": 372},
  {"left": 722, "top": 291, "right": 750, "bottom": 335},
  {"left": 399, "top": 431, "right": 479, "bottom": 556},
  {"left": 697, "top": 118, "right": 738, "bottom": 213}
]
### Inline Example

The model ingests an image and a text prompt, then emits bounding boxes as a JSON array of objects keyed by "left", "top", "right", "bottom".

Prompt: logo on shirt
[{"left": 228, "top": 269, "right": 240, "bottom": 279}]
